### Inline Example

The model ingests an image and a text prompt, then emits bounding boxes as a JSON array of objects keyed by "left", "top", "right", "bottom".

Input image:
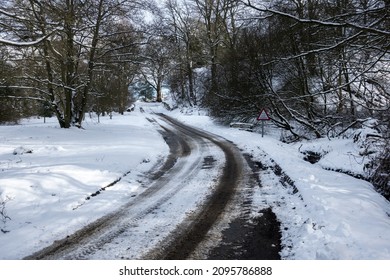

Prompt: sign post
[{"left": 257, "top": 109, "right": 270, "bottom": 137}]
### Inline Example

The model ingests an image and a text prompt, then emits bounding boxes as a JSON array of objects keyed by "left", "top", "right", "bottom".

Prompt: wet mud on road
[
  {"left": 24, "top": 114, "right": 281, "bottom": 260},
  {"left": 207, "top": 207, "right": 281, "bottom": 260},
  {"left": 145, "top": 115, "right": 281, "bottom": 260}
]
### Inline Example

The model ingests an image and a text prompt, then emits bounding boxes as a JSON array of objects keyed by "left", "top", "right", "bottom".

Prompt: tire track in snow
[
  {"left": 144, "top": 114, "right": 246, "bottom": 259},
  {"left": 24, "top": 115, "right": 224, "bottom": 260}
]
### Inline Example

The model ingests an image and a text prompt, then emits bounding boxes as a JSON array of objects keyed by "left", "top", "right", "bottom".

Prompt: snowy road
[
  {"left": 3, "top": 104, "right": 388, "bottom": 260},
  {"left": 24, "top": 114, "right": 257, "bottom": 260}
]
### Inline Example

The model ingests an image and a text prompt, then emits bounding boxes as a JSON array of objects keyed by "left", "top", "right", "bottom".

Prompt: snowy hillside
[{"left": 171, "top": 110, "right": 390, "bottom": 259}]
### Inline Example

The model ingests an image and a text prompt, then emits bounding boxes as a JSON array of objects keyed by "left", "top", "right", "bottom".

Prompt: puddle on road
[
  {"left": 202, "top": 156, "right": 217, "bottom": 169},
  {"left": 207, "top": 207, "right": 281, "bottom": 260}
]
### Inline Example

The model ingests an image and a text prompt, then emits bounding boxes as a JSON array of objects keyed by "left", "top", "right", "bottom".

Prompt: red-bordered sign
[{"left": 257, "top": 109, "right": 270, "bottom": 121}]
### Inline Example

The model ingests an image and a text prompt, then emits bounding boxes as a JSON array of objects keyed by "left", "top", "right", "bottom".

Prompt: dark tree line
[
  {"left": 1, "top": 0, "right": 389, "bottom": 131},
  {"left": 0, "top": 0, "right": 148, "bottom": 127},
  {"left": 198, "top": 0, "right": 389, "bottom": 138},
  {"left": 190, "top": 0, "right": 389, "bottom": 197}
]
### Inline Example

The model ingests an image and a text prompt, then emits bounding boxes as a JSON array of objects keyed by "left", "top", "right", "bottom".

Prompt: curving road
[{"left": 24, "top": 113, "right": 280, "bottom": 260}]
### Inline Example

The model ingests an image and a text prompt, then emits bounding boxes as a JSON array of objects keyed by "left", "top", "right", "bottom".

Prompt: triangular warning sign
[{"left": 257, "top": 109, "right": 270, "bottom": 121}]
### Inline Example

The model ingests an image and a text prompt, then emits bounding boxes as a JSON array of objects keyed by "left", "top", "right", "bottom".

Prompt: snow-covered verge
[
  {"left": 1, "top": 102, "right": 390, "bottom": 260},
  {"left": 169, "top": 108, "right": 390, "bottom": 260},
  {"left": 0, "top": 110, "right": 169, "bottom": 259}
]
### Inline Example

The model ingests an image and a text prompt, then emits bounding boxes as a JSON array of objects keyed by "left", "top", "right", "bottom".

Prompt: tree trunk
[
  {"left": 63, "top": 0, "right": 76, "bottom": 128},
  {"left": 156, "top": 79, "right": 163, "bottom": 102},
  {"left": 75, "top": 0, "right": 104, "bottom": 128},
  {"left": 187, "top": 61, "right": 196, "bottom": 105}
]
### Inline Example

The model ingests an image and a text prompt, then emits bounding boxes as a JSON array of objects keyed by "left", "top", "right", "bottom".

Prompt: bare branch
[
  {"left": 0, "top": 33, "right": 52, "bottom": 47},
  {"left": 243, "top": 1, "right": 390, "bottom": 36}
]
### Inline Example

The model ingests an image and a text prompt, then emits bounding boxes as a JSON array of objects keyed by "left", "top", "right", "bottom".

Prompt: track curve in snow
[{"left": 24, "top": 113, "right": 246, "bottom": 260}]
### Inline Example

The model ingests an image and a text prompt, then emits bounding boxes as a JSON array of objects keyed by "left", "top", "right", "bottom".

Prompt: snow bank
[
  {"left": 0, "top": 110, "right": 169, "bottom": 259},
  {"left": 170, "top": 109, "right": 390, "bottom": 260}
]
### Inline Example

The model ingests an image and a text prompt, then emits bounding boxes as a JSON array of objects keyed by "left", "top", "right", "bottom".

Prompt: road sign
[
  {"left": 257, "top": 109, "right": 270, "bottom": 121},
  {"left": 257, "top": 109, "right": 270, "bottom": 138}
]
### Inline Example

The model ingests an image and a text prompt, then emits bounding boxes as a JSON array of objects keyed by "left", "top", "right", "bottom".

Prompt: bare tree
[
  {"left": 0, "top": 0, "right": 147, "bottom": 128},
  {"left": 161, "top": 0, "right": 206, "bottom": 105},
  {"left": 240, "top": 0, "right": 390, "bottom": 138},
  {"left": 91, "top": 19, "right": 141, "bottom": 116},
  {"left": 139, "top": 26, "right": 173, "bottom": 103},
  {"left": 193, "top": 0, "right": 232, "bottom": 97}
]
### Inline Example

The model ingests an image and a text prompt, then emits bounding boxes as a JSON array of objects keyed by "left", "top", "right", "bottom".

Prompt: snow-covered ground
[
  {"left": 1, "top": 102, "right": 390, "bottom": 259},
  {"left": 0, "top": 108, "right": 169, "bottom": 259},
  {"left": 171, "top": 109, "right": 390, "bottom": 260}
]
